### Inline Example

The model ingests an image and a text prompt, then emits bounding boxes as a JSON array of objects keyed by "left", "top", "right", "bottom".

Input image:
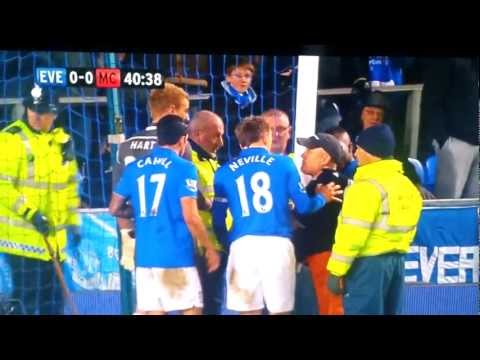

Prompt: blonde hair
[{"left": 149, "top": 83, "right": 188, "bottom": 112}]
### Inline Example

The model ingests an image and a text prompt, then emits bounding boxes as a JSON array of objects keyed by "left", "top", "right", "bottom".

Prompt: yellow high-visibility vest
[
  {"left": 327, "top": 159, "right": 423, "bottom": 276},
  {"left": 190, "top": 141, "right": 232, "bottom": 251},
  {"left": 0, "top": 120, "right": 80, "bottom": 261}
]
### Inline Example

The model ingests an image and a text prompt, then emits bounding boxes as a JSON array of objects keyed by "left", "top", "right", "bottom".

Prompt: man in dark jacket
[
  {"left": 419, "top": 57, "right": 479, "bottom": 199},
  {"left": 294, "top": 133, "right": 350, "bottom": 315}
]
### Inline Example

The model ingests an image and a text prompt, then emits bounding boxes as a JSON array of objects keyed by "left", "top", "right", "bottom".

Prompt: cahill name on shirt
[{"left": 136, "top": 156, "right": 172, "bottom": 169}]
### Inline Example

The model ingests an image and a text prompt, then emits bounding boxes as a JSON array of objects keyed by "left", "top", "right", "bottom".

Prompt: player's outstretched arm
[
  {"left": 181, "top": 197, "right": 220, "bottom": 273},
  {"left": 286, "top": 158, "right": 328, "bottom": 214}
]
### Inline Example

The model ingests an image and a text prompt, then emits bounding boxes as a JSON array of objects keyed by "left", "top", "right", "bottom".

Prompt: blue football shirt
[
  {"left": 212, "top": 147, "right": 327, "bottom": 245},
  {"left": 114, "top": 146, "right": 198, "bottom": 267}
]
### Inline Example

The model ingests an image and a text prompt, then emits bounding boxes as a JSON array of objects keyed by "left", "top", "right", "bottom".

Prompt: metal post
[
  {"left": 404, "top": 92, "right": 414, "bottom": 155},
  {"left": 293, "top": 55, "right": 319, "bottom": 159},
  {"left": 104, "top": 52, "right": 133, "bottom": 315},
  {"left": 405, "top": 88, "right": 422, "bottom": 158}
]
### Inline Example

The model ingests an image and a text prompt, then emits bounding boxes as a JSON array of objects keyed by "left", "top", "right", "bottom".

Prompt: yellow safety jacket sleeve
[
  {"left": 327, "top": 181, "right": 381, "bottom": 276},
  {"left": 65, "top": 159, "right": 81, "bottom": 226},
  {"left": 0, "top": 133, "right": 38, "bottom": 218}
]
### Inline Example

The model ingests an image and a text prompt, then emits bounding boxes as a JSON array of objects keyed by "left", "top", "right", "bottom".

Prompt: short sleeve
[{"left": 178, "top": 163, "right": 198, "bottom": 199}]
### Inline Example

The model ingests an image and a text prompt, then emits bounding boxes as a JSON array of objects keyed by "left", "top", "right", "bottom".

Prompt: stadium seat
[
  {"left": 408, "top": 158, "right": 425, "bottom": 186},
  {"left": 423, "top": 154, "right": 437, "bottom": 193}
]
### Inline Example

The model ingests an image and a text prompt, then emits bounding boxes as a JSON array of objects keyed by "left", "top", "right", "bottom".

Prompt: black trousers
[
  {"left": 196, "top": 252, "right": 227, "bottom": 315},
  {"left": 6, "top": 254, "right": 63, "bottom": 315}
]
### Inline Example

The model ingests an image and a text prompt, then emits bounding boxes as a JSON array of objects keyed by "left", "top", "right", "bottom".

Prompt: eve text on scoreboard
[{"left": 35, "top": 67, "right": 67, "bottom": 87}]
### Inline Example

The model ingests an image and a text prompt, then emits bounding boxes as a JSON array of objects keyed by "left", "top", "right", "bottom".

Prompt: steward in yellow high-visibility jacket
[
  {"left": 0, "top": 85, "right": 80, "bottom": 314},
  {"left": 327, "top": 124, "right": 422, "bottom": 315},
  {"left": 190, "top": 140, "right": 232, "bottom": 251},
  {"left": 188, "top": 110, "right": 231, "bottom": 315}
]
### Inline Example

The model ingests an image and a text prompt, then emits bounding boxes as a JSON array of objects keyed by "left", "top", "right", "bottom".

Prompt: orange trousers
[{"left": 306, "top": 251, "right": 344, "bottom": 315}]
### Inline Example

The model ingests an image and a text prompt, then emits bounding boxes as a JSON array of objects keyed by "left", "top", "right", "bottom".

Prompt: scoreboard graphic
[{"left": 35, "top": 67, "right": 164, "bottom": 89}]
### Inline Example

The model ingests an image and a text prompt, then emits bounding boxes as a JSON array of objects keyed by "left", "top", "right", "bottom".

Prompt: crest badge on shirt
[{"left": 186, "top": 179, "right": 198, "bottom": 192}]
